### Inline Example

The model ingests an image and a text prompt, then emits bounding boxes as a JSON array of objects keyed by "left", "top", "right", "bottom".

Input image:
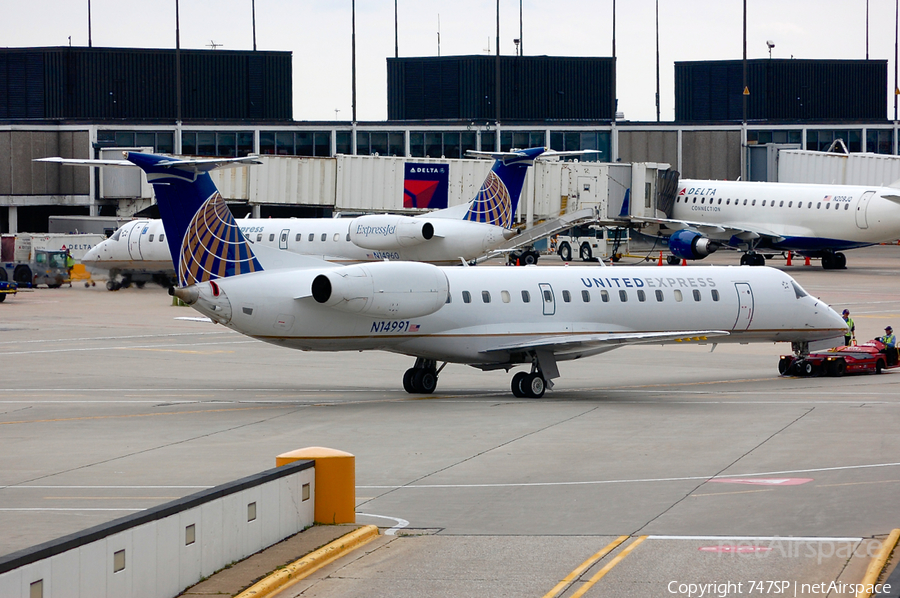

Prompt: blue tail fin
[
  {"left": 464, "top": 147, "right": 547, "bottom": 229},
  {"left": 126, "top": 152, "right": 263, "bottom": 287}
]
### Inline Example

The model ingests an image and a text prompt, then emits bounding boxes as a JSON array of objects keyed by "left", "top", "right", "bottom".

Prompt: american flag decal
[
  {"left": 178, "top": 192, "right": 262, "bottom": 286},
  {"left": 464, "top": 171, "right": 513, "bottom": 229}
]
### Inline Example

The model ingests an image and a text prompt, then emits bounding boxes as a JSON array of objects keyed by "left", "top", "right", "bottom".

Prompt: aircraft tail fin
[
  {"left": 125, "top": 152, "right": 264, "bottom": 287},
  {"left": 462, "top": 147, "right": 548, "bottom": 229}
]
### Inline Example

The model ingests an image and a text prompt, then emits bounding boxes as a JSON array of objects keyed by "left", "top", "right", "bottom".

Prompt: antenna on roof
[{"left": 207, "top": 40, "right": 223, "bottom": 50}]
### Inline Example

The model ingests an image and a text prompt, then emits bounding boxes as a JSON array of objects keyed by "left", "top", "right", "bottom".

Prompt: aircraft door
[
  {"left": 855, "top": 191, "right": 875, "bottom": 229},
  {"left": 127, "top": 220, "right": 149, "bottom": 260},
  {"left": 279, "top": 229, "right": 290, "bottom": 250},
  {"left": 733, "top": 283, "right": 754, "bottom": 331},
  {"left": 539, "top": 283, "right": 556, "bottom": 316}
]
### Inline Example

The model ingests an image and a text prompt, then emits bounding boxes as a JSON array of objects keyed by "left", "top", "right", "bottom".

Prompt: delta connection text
[{"left": 666, "top": 580, "right": 890, "bottom": 597}]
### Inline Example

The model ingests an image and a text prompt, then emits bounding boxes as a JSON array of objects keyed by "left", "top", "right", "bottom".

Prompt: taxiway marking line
[
  {"left": 569, "top": 536, "right": 647, "bottom": 598},
  {"left": 816, "top": 479, "right": 900, "bottom": 488},
  {"left": 691, "top": 489, "right": 773, "bottom": 497},
  {"left": 357, "top": 461, "right": 900, "bottom": 489},
  {"left": 0, "top": 404, "right": 291, "bottom": 426},
  {"left": 0, "top": 340, "right": 256, "bottom": 356},
  {"left": 647, "top": 535, "right": 863, "bottom": 542},
  {"left": 542, "top": 536, "right": 628, "bottom": 598}
]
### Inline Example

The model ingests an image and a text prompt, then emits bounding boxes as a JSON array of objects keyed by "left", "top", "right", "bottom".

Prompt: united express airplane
[
  {"left": 40, "top": 152, "right": 848, "bottom": 396},
  {"left": 644, "top": 179, "right": 900, "bottom": 269},
  {"left": 73, "top": 148, "right": 559, "bottom": 290}
]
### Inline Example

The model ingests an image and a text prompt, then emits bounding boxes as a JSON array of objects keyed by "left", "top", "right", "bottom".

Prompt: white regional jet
[
  {"left": 641, "top": 178, "right": 900, "bottom": 269},
  {"left": 42, "top": 152, "right": 847, "bottom": 396},
  {"left": 76, "top": 148, "right": 560, "bottom": 290}
]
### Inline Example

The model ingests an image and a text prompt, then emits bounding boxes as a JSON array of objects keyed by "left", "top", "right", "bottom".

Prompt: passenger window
[
  {"left": 844, "top": 204, "right": 849, "bottom": 210},
  {"left": 816, "top": 202, "right": 821, "bottom": 209},
  {"left": 269, "top": 234, "right": 275, "bottom": 242},
  {"left": 637, "top": 290, "right": 646, "bottom": 302},
  {"left": 743, "top": 199, "right": 747, "bottom": 206},
  {"left": 309, "top": 233, "right": 314, "bottom": 241},
  {"left": 700, "top": 198, "right": 705, "bottom": 204},
  {"left": 482, "top": 291, "right": 491, "bottom": 303},
  {"left": 257, "top": 234, "right": 263, "bottom": 242},
  {"left": 674, "top": 289, "right": 683, "bottom": 302},
  {"left": 334, "top": 233, "right": 340, "bottom": 241},
  {"left": 692, "top": 198, "right": 697, "bottom": 204},
  {"left": 752, "top": 200, "right": 756, "bottom": 206},
  {"left": 562, "top": 290, "right": 571, "bottom": 303},
  {"left": 779, "top": 201, "right": 783, "bottom": 207},
  {"left": 761, "top": 200, "right": 766, "bottom": 207},
  {"left": 788, "top": 201, "right": 792, "bottom": 207},
  {"left": 808, "top": 202, "right": 812, "bottom": 208},
  {"left": 655, "top": 289, "right": 664, "bottom": 302},
  {"left": 159, "top": 234, "right": 165, "bottom": 242},
  {"left": 600, "top": 290, "right": 609, "bottom": 302},
  {"left": 296, "top": 233, "right": 302, "bottom": 242},
  {"left": 321, "top": 233, "right": 327, "bottom": 241},
  {"left": 543, "top": 290, "right": 553, "bottom": 303},
  {"left": 501, "top": 290, "right": 510, "bottom": 303},
  {"left": 149, "top": 234, "right": 154, "bottom": 242},
  {"left": 711, "top": 289, "right": 720, "bottom": 301},
  {"left": 693, "top": 289, "right": 701, "bottom": 301},
  {"left": 462, "top": 291, "right": 471, "bottom": 304},
  {"left": 726, "top": 199, "right": 731, "bottom": 205},
  {"left": 825, "top": 203, "right": 830, "bottom": 210},
  {"left": 521, "top": 290, "right": 531, "bottom": 303},
  {"left": 581, "top": 290, "right": 590, "bottom": 302},
  {"left": 618, "top": 290, "right": 628, "bottom": 302},
  {"left": 281, "top": 233, "right": 288, "bottom": 243},
  {"left": 717, "top": 198, "right": 722, "bottom": 205}
]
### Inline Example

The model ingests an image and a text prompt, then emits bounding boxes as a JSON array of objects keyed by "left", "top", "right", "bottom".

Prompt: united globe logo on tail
[
  {"left": 464, "top": 171, "right": 513, "bottom": 229},
  {"left": 178, "top": 191, "right": 262, "bottom": 286}
]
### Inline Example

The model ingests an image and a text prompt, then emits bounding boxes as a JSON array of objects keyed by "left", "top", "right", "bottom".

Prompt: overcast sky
[{"left": 4, "top": 1, "right": 898, "bottom": 122}]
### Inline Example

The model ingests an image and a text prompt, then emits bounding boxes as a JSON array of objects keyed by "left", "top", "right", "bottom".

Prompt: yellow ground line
[
  {"left": 235, "top": 525, "right": 379, "bottom": 598},
  {"left": 856, "top": 528, "right": 900, "bottom": 598},
  {"left": 542, "top": 536, "right": 629, "bottom": 598},
  {"left": 569, "top": 536, "right": 648, "bottom": 598}
]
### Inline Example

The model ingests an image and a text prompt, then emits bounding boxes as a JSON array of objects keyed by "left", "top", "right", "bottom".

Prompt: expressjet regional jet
[
  {"left": 75, "top": 148, "right": 560, "bottom": 290},
  {"left": 643, "top": 179, "right": 900, "bottom": 269},
  {"left": 40, "top": 152, "right": 847, "bottom": 396}
]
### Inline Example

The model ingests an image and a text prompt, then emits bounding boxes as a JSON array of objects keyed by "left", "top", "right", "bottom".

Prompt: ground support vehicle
[
  {"left": 0, "top": 280, "right": 17, "bottom": 302},
  {"left": 556, "top": 225, "right": 629, "bottom": 262},
  {"left": 0, "top": 249, "right": 70, "bottom": 288},
  {"left": 778, "top": 339, "right": 900, "bottom": 376}
]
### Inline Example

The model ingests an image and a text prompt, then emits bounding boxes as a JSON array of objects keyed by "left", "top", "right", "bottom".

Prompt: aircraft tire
[
  {"left": 524, "top": 373, "right": 546, "bottom": 398},
  {"left": 580, "top": 243, "right": 592, "bottom": 261},
  {"left": 558, "top": 243, "right": 572, "bottom": 262},
  {"left": 821, "top": 253, "right": 835, "bottom": 269},
  {"left": 667, "top": 255, "right": 680, "bottom": 265},
  {"left": 0, "top": 268, "right": 7, "bottom": 282},
  {"left": 777, "top": 356, "right": 794, "bottom": 375},
  {"left": 402, "top": 368, "right": 417, "bottom": 393},
  {"left": 414, "top": 369, "right": 437, "bottom": 394},
  {"left": 835, "top": 252, "right": 847, "bottom": 269},
  {"left": 511, "top": 372, "right": 528, "bottom": 397},
  {"left": 106, "top": 280, "right": 120, "bottom": 291},
  {"left": 521, "top": 250, "right": 539, "bottom": 265},
  {"left": 0, "top": 294, "right": 5, "bottom": 303}
]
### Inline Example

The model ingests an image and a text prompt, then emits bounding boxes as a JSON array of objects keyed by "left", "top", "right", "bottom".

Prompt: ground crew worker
[
  {"left": 842, "top": 309, "right": 855, "bottom": 345},
  {"left": 881, "top": 326, "right": 898, "bottom": 366}
]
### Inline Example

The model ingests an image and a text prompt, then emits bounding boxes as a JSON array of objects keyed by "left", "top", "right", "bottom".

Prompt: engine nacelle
[
  {"left": 668, "top": 229, "right": 719, "bottom": 260},
  {"left": 311, "top": 261, "right": 449, "bottom": 319},
  {"left": 348, "top": 215, "right": 435, "bottom": 250}
]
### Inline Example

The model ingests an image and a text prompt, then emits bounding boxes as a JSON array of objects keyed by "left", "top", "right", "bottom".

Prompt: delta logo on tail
[{"left": 403, "top": 163, "right": 449, "bottom": 209}]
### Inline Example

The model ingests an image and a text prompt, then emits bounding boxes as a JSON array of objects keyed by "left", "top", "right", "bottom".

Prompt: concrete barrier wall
[{"left": 0, "top": 460, "right": 315, "bottom": 598}]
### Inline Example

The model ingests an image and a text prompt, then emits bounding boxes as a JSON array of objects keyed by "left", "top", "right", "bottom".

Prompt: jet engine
[
  {"left": 668, "top": 229, "right": 720, "bottom": 260},
  {"left": 311, "top": 261, "right": 449, "bottom": 319},
  {"left": 348, "top": 215, "right": 435, "bottom": 250}
]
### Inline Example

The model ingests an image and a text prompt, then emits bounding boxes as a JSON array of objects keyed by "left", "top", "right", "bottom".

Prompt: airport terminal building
[{"left": 0, "top": 47, "right": 896, "bottom": 233}]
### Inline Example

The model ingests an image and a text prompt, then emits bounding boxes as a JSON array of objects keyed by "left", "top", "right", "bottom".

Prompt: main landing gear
[
  {"left": 403, "top": 358, "right": 445, "bottom": 394},
  {"left": 511, "top": 368, "right": 547, "bottom": 398},
  {"left": 740, "top": 252, "right": 766, "bottom": 266},
  {"left": 820, "top": 251, "right": 847, "bottom": 270}
]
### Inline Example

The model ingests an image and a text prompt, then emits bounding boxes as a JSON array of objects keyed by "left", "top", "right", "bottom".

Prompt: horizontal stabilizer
[{"left": 35, "top": 155, "right": 262, "bottom": 173}]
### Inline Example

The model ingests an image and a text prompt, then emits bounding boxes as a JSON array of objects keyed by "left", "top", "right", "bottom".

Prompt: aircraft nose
[{"left": 82, "top": 243, "right": 102, "bottom": 265}]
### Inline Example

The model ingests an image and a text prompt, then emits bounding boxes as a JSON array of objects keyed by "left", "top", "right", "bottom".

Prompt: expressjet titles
[
  {"left": 581, "top": 276, "right": 717, "bottom": 289},
  {"left": 355, "top": 224, "right": 396, "bottom": 237}
]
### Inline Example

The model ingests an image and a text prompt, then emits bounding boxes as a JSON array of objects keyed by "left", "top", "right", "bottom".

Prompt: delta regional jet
[
  {"left": 39, "top": 152, "right": 847, "bottom": 396},
  {"left": 644, "top": 179, "right": 900, "bottom": 269},
  {"left": 75, "top": 148, "right": 564, "bottom": 290}
]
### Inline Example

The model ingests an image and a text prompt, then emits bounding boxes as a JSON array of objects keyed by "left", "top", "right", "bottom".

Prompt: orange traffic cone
[
  {"left": 657, "top": 251, "right": 663, "bottom": 266},
  {"left": 786, "top": 252, "right": 792, "bottom": 266},
  {"left": 681, "top": 259, "right": 687, "bottom": 266},
  {"left": 804, "top": 256, "right": 811, "bottom": 266}
]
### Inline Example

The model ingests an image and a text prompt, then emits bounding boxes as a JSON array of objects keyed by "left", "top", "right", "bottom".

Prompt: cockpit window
[
  {"left": 112, "top": 229, "right": 122, "bottom": 241},
  {"left": 791, "top": 281, "right": 808, "bottom": 299}
]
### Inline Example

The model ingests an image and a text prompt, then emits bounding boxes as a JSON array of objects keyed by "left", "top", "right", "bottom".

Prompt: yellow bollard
[{"left": 276, "top": 447, "right": 356, "bottom": 524}]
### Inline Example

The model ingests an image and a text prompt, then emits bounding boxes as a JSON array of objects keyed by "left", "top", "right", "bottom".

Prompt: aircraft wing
[
  {"left": 480, "top": 330, "right": 730, "bottom": 356},
  {"left": 630, "top": 216, "right": 785, "bottom": 243}
]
